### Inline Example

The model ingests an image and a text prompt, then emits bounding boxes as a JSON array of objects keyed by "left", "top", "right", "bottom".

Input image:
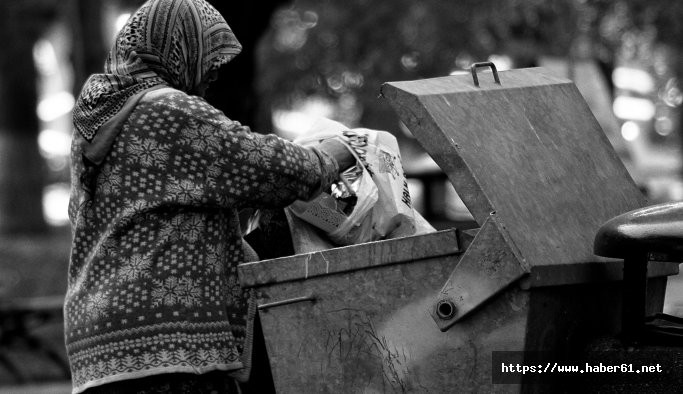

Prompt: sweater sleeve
[
  {"left": 201, "top": 119, "right": 339, "bottom": 209},
  {"left": 115, "top": 91, "right": 339, "bottom": 211}
]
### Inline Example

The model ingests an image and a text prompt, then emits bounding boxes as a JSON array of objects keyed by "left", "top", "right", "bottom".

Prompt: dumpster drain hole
[{"left": 436, "top": 300, "right": 456, "bottom": 319}]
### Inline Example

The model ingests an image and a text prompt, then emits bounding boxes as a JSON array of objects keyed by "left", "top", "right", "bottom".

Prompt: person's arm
[
  {"left": 317, "top": 138, "right": 355, "bottom": 172},
  {"left": 125, "top": 93, "right": 355, "bottom": 211},
  {"left": 193, "top": 119, "right": 353, "bottom": 210}
]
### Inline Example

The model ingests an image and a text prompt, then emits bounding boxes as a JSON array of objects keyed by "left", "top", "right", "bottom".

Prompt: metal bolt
[{"left": 436, "top": 300, "right": 457, "bottom": 320}]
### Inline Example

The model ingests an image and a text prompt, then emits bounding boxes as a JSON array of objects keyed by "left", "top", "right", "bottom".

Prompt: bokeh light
[{"left": 620, "top": 121, "right": 640, "bottom": 141}]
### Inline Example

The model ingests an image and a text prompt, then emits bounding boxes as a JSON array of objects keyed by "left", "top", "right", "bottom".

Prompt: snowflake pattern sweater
[{"left": 66, "top": 88, "right": 334, "bottom": 392}]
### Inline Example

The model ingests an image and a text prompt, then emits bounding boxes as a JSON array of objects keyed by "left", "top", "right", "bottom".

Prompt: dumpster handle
[
  {"left": 470, "top": 62, "right": 500, "bottom": 87},
  {"left": 257, "top": 294, "right": 317, "bottom": 311}
]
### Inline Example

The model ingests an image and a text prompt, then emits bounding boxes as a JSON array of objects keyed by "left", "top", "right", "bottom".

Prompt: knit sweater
[{"left": 66, "top": 88, "right": 334, "bottom": 393}]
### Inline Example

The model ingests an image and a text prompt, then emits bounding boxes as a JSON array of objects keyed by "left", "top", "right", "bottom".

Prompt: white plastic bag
[
  {"left": 348, "top": 127, "right": 416, "bottom": 239},
  {"left": 288, "top": 118, "right": 421, "bottom": 245},
  {"left": 288, "top": 150, "right": 378, "bottom": 245}
]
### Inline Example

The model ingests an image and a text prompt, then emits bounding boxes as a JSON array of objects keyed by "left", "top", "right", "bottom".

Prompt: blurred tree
[
  {"left": 253, "top": 0, "right": 683, "bottom": 186},
  {"left": 255, "top": 0, "right": 591, "bottom": 138},
  {"left": 207, "top": 0, "right": 291, "bottom": 128},
  {"left": 601, "top": 1, "right": 683, "bottom": 161},
  {"left": 0, "top": 1, "right": 56, "bottom": 234},
  {"left": 256, "top": 0, "right": 678, "bottom": 223},
  {"left": 69, "top": 0, "right": 107, "bottom": 96}
]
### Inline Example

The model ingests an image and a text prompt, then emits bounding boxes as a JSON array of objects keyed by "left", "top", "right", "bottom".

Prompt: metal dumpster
[{"left": 237, "top": 64, "right": 679, "bottom": 393}]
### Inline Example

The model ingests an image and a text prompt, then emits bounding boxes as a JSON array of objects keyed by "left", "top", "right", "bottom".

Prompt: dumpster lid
[
  {"left": 381, "top": 64, "right": 676, "bottom": 330},
  {"left": 381, "top": 65, "right": 645, "bottom": 271}
]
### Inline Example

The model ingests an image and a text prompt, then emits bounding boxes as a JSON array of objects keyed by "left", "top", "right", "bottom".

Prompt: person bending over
[{"left": 66, "top": 0, "right": 353, "bottom": 392}]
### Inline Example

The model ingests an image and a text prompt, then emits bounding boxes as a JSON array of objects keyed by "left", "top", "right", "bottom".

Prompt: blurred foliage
[
  {"left": 0, "top": 0, "right": 58, "bottom": 233},
  {"left": 4, "top": 0, "right": 683, "bottom": 233},
  {"left": 257, "top": 0, "right": 586, "bottom": 127},
  {"left": 611, "top": 1, "right": 683, "bottom": 51},
  {"left": 255, "top": 0, "right": 683, "bottom": 133}
]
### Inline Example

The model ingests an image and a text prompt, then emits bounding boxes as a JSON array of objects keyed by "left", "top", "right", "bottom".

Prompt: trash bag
[
  {"left": 346, "top": 127, "right": 416, "bottom": 239},
  {"left": 289, "top": 134, "right": 378, "bottom": 245},
  {"left": 288, "top": 118, "right": 421, "bottom": 246}
]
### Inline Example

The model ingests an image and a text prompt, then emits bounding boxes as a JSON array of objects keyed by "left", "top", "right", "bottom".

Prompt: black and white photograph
[{"left": 1, "top": 1, "right": 683, "bottom": 393}]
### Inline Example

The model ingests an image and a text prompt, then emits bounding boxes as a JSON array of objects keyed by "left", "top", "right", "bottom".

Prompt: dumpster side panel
[
  {"left": 520, "top": 277, "right": 667, "bottom": 393},
  {"left": 526, "top": 277, "right": 667, "bottom": 353},
  {"left": 256, "top": 253, "right": 530, "bottom": 394}
]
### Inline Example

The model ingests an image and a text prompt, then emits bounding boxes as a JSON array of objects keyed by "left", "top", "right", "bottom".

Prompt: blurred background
[{"left": 2, "top": 0, "right": 683, "bottom": 391}]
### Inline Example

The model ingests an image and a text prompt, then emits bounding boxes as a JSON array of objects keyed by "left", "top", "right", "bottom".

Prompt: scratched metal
[
  {"left": 239, "top": 229, "right": 461, "bottom": 288},
  {"left": 250, "top": 251, "right": 651, "bottom": 393},
  {"left": 431, "top": 215, "right": 527, "bottom": 331},
  {"left": 238, "top": 67, "right": 677, "bottom": 392},
  {"left": 381, "top": 67, "right": 654, "bottom": 283},
  {"left": 249, "top": 231, "right": 530, "bottom": 394}
]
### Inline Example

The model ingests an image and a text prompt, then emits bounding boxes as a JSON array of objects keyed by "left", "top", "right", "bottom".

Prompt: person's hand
[{"left": 318, "top": 138, "right": 355, "bottom": 172}]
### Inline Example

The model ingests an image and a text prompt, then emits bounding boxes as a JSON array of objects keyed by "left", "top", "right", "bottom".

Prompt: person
[{"left": 65, "top": 0, "right": 354, "bottom": 392}]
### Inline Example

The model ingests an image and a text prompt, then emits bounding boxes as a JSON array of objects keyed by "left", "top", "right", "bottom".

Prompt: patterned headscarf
[{"left": 73, "top": 0, "right": 242, "bottom": 143}]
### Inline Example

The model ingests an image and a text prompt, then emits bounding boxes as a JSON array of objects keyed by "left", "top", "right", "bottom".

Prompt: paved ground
[{"left": 0, "top": 231, "right": 70, "bottom": 390}]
